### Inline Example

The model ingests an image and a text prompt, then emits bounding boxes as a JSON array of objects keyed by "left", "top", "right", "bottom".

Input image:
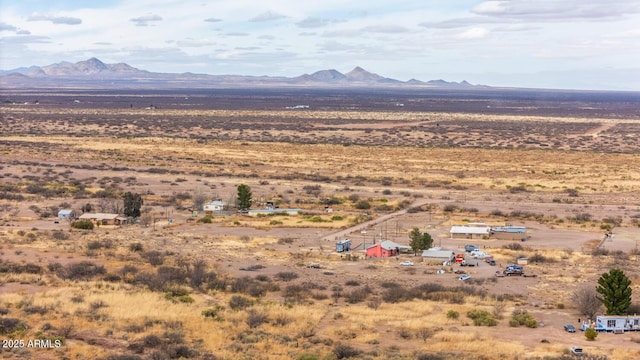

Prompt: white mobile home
[{"left": 582, "top": 315, "right": 640, "bottom": 332}]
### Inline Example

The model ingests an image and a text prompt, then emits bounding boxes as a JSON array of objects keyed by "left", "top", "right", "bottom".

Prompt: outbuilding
[
  {"left": 450, "top": 224, "right": 491, "bottom": 239},
  {"left": 57, "top": 209, "right": 76, "bottom": 220},
  {"left": 421, "top": 247, "right": 456, "bottom": 265},
  {"left": 491, "top": 226, "right": 527, "bottom": 240}
]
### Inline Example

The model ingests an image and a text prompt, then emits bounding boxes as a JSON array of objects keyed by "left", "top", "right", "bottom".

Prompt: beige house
[{"left": 78, "top": 213, "right": 128, "bottom": 226}]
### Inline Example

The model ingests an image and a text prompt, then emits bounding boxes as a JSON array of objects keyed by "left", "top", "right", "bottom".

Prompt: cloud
[
  {"left": 170, "top": 39, "right": 217, "bottom": 47},
  {"left": 27, "top": 13, "right": 82, "bottom": 25},
  {"left": 249, "top": 11, "right": 286, "bottom": 22},
  {"left": 130, "top": 14, "right": 163, "bottom": 27},
  {"left": 223, "top": 32, "right": 249, "bottom": 37},
  {"left": 472, "top": 0, "right": 640, "bottom": 21},
  {"left": 204, "top": 18, "right": 222, "bottom": 23},
  {"left": 455, "top": 27, "right": 489, "bottom": 39},
  {"left": 296, "top": 17, "right": 330, "bottom": 28},
  {"left": 16, "top": 30, "right": 31, "bottom": 35},
  {"left": 0, "top": 22, "right": 17, "bottom": 32},
  {"left": 0, "top": 35, "right": 51, "bottom": 45},
  {"left": 420, "top": 17, "right": 506, "bottom": 29},
  {"left": 362, "top": 25, "right": 409, "bottom": 33}
]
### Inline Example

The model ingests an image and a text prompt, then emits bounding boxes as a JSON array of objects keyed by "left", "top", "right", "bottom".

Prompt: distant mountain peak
[{"left": 1, "top": 57, "right": 481, "bottom": 89}]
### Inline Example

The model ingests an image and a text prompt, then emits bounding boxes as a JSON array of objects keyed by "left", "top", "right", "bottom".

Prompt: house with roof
[
  {"left": 204, "top": 200, "right": 227, "bottom": 214},
  {"left": 450, "top": 223, "right": 491, "bottom": 239},
  {"left": 490, "top": 226, "right": 527, "bottom": 240},
  {"left": 78, "top": 213, "right": 128, "bottom": 226},
  {"left": 421, "top": 247, "right": 456, "bottom": 265},
  {"left": 365, "top": 240, "right": 411, "bottom": 258}
]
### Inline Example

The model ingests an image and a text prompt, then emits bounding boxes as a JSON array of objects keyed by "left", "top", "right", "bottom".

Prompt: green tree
[
  {"left": 584, "top": 327, "right": 598, "bottom": 341},
  {"left": 596, "top": 268, "right": 632, "bottom": 315},
  {"left": 408, "top": 227, "right": 433, "bottom": 255},
  {"left": 123, "top": 192, "right": 143, "bottom": 218},
  {"left": 237, "top": 184, "right": 252, "bottom": 210}
]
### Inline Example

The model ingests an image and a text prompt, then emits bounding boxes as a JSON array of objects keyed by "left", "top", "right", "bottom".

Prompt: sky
[{"left": 1, "top": 0, "right": 640, "bottom": 90}]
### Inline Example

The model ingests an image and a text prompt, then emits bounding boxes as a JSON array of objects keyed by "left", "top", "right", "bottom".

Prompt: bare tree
[
  {"left": 192, "top": 186, "right": 208, "bottom": 212},
  {"left": 574, "top": 285, "right": 602, "bottom": 321}
]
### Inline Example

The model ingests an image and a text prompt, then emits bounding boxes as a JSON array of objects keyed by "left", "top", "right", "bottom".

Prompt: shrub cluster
[
  {"left": 467, "top": 309, "right": 498, "bottom": 326},
  {"left": 509, "top": 309, "right": 537, "bottom": 328}
]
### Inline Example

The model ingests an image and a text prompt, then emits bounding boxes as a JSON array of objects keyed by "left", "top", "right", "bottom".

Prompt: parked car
[
  {"left": 465, "top": 244, "right": 479, "bottom": 252},
  {"left": 570, "top": 346, "right": 583, "bottom": 355},
  {"left": 488, "top": 260, "right": 496, "bottom": 266},
  {"left": 459, "top": 274, "right": 471, "bottom": 281},
  {"left": 564, "top": 324, "right": 576, "bottom": 333},
  {"left": 399, "top": 261, "right": 414, "bottom": 266}
]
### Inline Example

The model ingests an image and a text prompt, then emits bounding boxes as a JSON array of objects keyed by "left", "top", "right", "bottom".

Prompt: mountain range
[{"left": 0, "top": 57, "right": 479, "bottom": 89}]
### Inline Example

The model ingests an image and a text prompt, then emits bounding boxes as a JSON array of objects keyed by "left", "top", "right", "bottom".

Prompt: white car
[
  {"left": 399, "top": 261, "right": 414, "bottom": 266},
  {"left": 459, "top": 274, "right": 471, "bottom": 281}
]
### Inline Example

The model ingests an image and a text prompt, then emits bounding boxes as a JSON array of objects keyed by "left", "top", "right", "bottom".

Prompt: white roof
[
  {"left": 379, "top": 240, "right": 411, "bottom": 250},
  {"left": 78, "top": 213, "right": 119, "bottom": 220},
  {"left": 422, "top": 248, "right": 455, "bottom": 258},
  {"left": 450, "top": 225, "right": 490, "bottom": 235}
]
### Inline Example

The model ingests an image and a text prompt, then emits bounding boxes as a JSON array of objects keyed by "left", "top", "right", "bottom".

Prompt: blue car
[{"left": 564, "top": 324, "right": 576, "bottom": 333}]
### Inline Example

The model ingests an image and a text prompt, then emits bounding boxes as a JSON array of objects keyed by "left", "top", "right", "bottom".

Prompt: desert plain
[{"left": 1, "top": 87, "right": 640, "bottom": 360}]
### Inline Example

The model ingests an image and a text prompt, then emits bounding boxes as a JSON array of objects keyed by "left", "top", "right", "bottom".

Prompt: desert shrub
[
  {"left": 202, "top": 305, "right": 225, "bottom": 321},
  {"left": 197, "top": 215, "right": 212, "bottom": 223},
  {"left": 354, "top": 200, "right": 371, "bottom": 210},
  {"left": 23, "top": 305, "right": 49, "bottom": 315},
  {"left": 331, "top": 215, "right": 344, "bottom": 221},
  {"left": 446, "top": 310, "right": 459, "bottom": 319},
  {"left": 333, "top": 342, "right": 362, "bottom": 359},
  {"left": 156, "top": 266, "right": 187, "bottom": 284},
  {"left": 51, "top": 230, "right": 69, "bottom": 240},
  {"left": 246, "top": 309, "right": 269, "bottom": 329},
  {"left": 529, "top": 253, "right": 555, "bottom": 263},
  {"left": 297, "top": 353, "right": 320, "bottom": 360},
  {"left": 508, "top": 185, "right": 528, "bottom": 193},
  {"left": 87, "top": 240, "right": 104, "bottom": 250},
  {"left": 442, "top": 204, "right": 457, "bottom": 212},
  {"left": 374, "top": 204, "right": 393, "bottom": 212},
  {"left": 467, "top": 309, "right": 497, "bottom": 326},
  {"left": 142, "top": 334, "right": 162, "bottom": 348},
  {"left": 275, "top": 272, "right": 299, "bottom": 282},
  {"left": 572, "top": 212, "right": 592, "bottom": 222},
  {"left": 59, "top": 261, "right": 106, "bottom": 280},
  {"left": 103, "top": 355, "right": 143, "bottom": 360},
  {"left": 141, "top": 251, "right": 165, "bottom": 266},
  {"left": 585, "top": 327, "right": 598, "bottom": 341},
  {"left": 164, "top": 288, "right": 194, "bottom": 303},
  {"left": 229, "top": 295, "right": 254, "bottom": 311},
  {"left": 283, "top": 285, "right": 310, "bottom": 305},
  {"left": 344, "top": 288, "right": 370, "bottom": 304},
  {"left": 71, "top": 220, "right": 94, "bottom": 230},
  {"left": 345, "top": 280, "right": 360, "bottom": 287},
  {"left": 278, "top": 237, "right": 294, "bottom": 244},
  {"left": 504, "top": 243, "right": 523, "bottom": 251},
  {"left": 592, "top": 248, "right": 609, "bottom": 256},
  {"left": 509, "top": 309, "right": 537, "bottom": 328},
  {"left": 129, "top": 242, "right": 144, "bottom": 252},
  {"left": 490, "top": 209, "right": 505, "bottom": 216},
  {"left": 0, "top": 318, "right": 28, "bottom": 335}
]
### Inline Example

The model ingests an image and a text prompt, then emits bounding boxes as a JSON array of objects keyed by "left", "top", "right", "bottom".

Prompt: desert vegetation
[{"left": 0, "top": 88, "right": 639, "bottom": 359}]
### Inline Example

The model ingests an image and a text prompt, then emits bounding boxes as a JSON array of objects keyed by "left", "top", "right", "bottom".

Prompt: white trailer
[{"left": 582, "top": 315, "right": 640, "bottom": 332}]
